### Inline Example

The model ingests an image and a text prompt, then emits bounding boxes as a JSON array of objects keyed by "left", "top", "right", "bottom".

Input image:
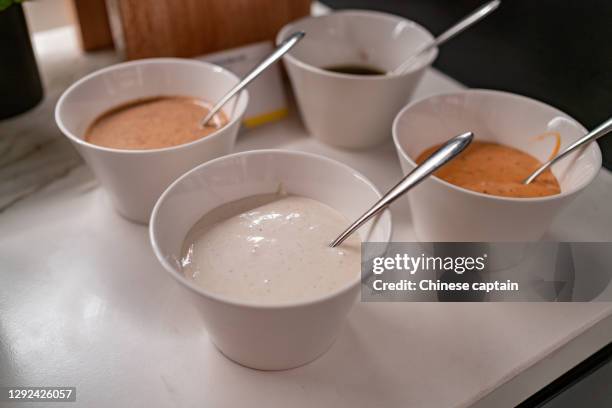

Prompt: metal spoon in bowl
[
  {"left": 200, "top": 31, "right": 305, "bottom": 128},
  {"left": 523, "top": 117, "right": 612, "bottom": 185},
  {"left": 330, "top": 132, "right": 474, "bottom": 247},
  {"left": 390, "top": 0, "right": 501, "bottom": 76}
]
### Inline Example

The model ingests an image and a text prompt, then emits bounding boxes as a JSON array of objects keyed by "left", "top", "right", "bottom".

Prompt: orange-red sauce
[
  {"left": 415, "top": 141, "right": 561, "bottom": 198},
  {"left": 85, "top": 96, "right": 228, "bottom": 150}
]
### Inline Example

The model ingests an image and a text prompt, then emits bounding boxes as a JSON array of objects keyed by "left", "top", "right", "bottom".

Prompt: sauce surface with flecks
[
  {"left": 85, "top": 96, "right": 228, "bottom": 150},
  {"left": 181, "top": 194, "right": 361, "bottom": 304},
  {"left": 416, "top": 141, "right": 561, "bottom": 198}
]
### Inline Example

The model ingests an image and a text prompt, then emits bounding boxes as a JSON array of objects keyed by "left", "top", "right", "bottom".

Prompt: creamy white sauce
[{"left": 181, "top": 194, "right": 361, "bottom": 304}]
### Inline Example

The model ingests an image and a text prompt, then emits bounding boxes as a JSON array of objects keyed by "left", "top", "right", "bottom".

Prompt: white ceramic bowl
[
  {"left": 392, "top": 89, "right": 602, "bottom": 241},
  {"left": 56, "top": 58, "right": 249, "bottom": 224},
  {"left": 150, "top": 150, "right": 392, "bottom": 370},
  {"left": 277, "top": 10, "right": 437, "bottom": 149}
]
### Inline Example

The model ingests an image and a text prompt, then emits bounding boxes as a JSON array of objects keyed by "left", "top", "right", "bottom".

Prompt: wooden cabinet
[{"left": 105, "top": 0, "right": 311, "bottom": 59}]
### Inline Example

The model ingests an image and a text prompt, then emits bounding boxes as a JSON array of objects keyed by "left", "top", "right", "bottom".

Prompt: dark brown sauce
[{"left": 323, "top": 64, "right": 386, "bottom": 76}]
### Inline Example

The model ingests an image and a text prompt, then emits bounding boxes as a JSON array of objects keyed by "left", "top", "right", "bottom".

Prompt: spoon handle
[
  {"left": 201, "top": 31, "right": 305, "bottom": 127},
  {"left": 524, "top": 117, "right": 612, "bottom": 184},
  {"left": 433, "top": 0, "right": 500, "bottom": 48},
  {"left": 330, "top": 132, "right": 474, "bottom": 248},
  {"left": 392, "top": 0, "right": 500, "bottom": 75}
]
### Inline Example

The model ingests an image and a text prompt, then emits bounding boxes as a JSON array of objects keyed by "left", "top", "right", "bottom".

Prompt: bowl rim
[
  {"left": 149, "top": 149, "right": 393, "bottom": 310},
  {"left": 392, "top": 88, "right": 602, "bottom": 203},
  {"left": 55, "top": 57, "right": 249, "bottom": 155},
  {"left": 276, "top": 9, "right": 438, "bottom": 80}
]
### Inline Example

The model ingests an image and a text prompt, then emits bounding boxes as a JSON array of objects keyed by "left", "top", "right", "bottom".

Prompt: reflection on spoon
[
  {"left": 390, "top": 0, "right": 501, "bottom": 75},
  {"left": 330, "top": 132, "right": 474, "bottom": 247},
  {"left": 200, "top": 31, "right": 305, "bottom": 128},
  {"left": 523, "top": 117, "right": 612, "bottom": 184}
]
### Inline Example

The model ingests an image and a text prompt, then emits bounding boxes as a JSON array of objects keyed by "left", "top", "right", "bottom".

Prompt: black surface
[
  {"left": 321, "top": 0, "right": 612, "bottom": 169},
  {"left": 0, "top": 4, "right": 43, "bottom": 119},
  {"left": 518, "top": 342, "right": 612, "bottom": 407}
]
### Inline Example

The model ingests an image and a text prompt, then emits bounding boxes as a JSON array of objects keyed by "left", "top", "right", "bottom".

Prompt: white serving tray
[{"left": 1, "top": 26, "right": 611, "bottom": 408}]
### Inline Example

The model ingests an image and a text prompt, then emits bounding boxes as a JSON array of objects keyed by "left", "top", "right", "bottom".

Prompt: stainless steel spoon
[
  {"left": 200, "top": 31, "right": 305, "bottom": 127},
  {"left": 390, "top": 0, "right": 500, "bottom": 76},
  {"left": 330, "top": 132, "right": 474, "bottom": 247},
  {"left": 523, "top": 117, "right": 612, "bottom": 185}
]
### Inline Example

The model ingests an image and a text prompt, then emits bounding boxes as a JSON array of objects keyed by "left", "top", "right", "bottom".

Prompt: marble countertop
[
  {"left": 0, "top": 27, "right": 118, "bottom": 212},
  {"left": 1, "top": 26, "right": 611, "bottom": 408}
]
